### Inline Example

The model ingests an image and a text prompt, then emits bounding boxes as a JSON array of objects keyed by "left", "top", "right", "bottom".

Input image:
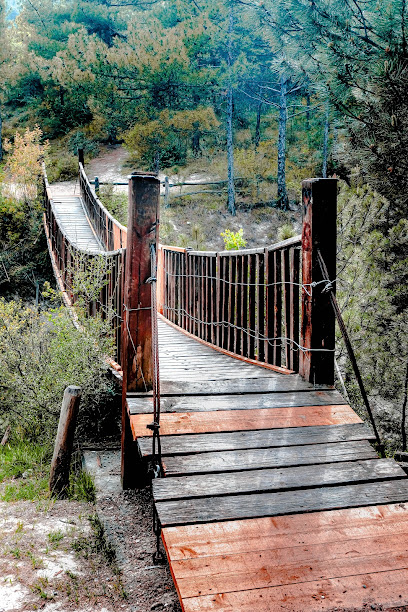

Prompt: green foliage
[
  {"left": 0, "top": 441, "right": 49, "bottom": 481},
  {"left": 0, "top": 298, "right": 117, "bottom": 443},
  {"left": 98, "top": 184, "right": 128, "bottom": 226},
  {"left": 277, "top": 224, "right": 296, "bottom": 241},
  {"left": 220, "top": 228, "right": 246, "bottom": 250},
  {"left": 337, "top": 179, "right": 408, "bottom": 449}
]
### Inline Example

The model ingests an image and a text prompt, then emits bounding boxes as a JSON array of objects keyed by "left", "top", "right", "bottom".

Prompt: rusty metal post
[
  {"left": 121, "top": 172, "right": 160, "bottom": 489},
  {"left": 78, "top": 148, "right": 84, "bottom": 167},
  {"left": 299, "top": 178, "right": 337, "bottom": 386}
]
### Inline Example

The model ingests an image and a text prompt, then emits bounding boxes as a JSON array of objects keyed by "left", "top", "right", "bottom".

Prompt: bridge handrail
[
  {"left": 156, "top": 178, "right": 337, "bottom": 385},
  {"left": 42, "top": 164, "right": 125, "bottom": 365},
  {"left": 157, "top": 235, "right": 302, "bottom": 374},
  {"left": 79, "top": 162, "right": 127, "bottom": 251}
]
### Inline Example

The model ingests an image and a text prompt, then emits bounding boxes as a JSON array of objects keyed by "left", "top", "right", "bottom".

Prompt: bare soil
[
  {"left": 0, "top": 450, "right": 180, "bottom": 612},
  {"left": 0, "top": 499, "right": 127, "bottom": 611}
]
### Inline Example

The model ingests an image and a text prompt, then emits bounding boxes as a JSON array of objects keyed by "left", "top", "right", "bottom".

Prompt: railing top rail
[
  {"left": 79, "top": 162, "right": 127, "bottom": 235},
  {"left": 159, "top": 234, "right": 301, "bottom": 258},
  {"left": 42, "top": 164, "right": 124, "bottom": 258}
]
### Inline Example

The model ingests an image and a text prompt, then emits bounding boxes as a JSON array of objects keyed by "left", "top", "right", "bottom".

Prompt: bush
[
  {"left": 47, "top": 153, "right": 78, "bottom": 182},
  {"left": 0, "top": 298, "right": 119, "bottom": 445},
  {"left": 220, "top": 228, "right": 246, "bottom": 250}
]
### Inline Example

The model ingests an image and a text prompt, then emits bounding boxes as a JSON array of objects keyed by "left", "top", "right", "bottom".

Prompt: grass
[
  {"left": 72, "top": 513, "right": 116, "bottom": 567},
  {"left": 0, "top": 441, "right": 96, "bottom": 503},
  {"left": 48, "top": 529, "right": 64, "bottom": 547}
]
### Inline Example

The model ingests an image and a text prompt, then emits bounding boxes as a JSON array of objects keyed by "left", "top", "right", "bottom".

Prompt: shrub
[
  {"left": 220, "top": 228, "right": 246, "bottom": 250},
  {"left": 277, "top": 224, "right": 296, "bottom": 241},
  {"left": 0, "top": 298, "right": 118, "bottom": 444}
]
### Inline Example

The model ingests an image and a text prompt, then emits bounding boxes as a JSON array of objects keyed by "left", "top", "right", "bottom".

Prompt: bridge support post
[
  {"left": 121, "top": 171, "right": 160, "bottom": 489},
  {"left": 299, "top": 178, "right": 337, "bottom": 386},
  {"left": 77, "top": 148, "right": 84, "bottom": 167}
]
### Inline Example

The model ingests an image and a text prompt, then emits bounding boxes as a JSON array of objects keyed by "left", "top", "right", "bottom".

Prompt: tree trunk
[
  {"left": 322, "top": 98, "right": 330, "bottom": 178},
  {"left": 227, "top": 1, "right": 236, "bottom": 216},
  {"left": 0, "top": 108, "right": 2, "bottom": 162},
  {"left": 154, "top": 149, "right": 160, "bottom": 174},
  {"left": 254, "top": 98, "right": 262, "bottom": 151},
  {"left": 192, "top": 122, "right": 201, "bottom": 156},
  {"left": 277, "top": 74, "right": 288, "bottom": 210},
  {"left": 402, "top": 361, "right": 408, "bottom": 452}
]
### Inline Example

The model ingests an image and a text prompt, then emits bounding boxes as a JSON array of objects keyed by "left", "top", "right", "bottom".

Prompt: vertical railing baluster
[
  {"left": 257, "top": 252, "right": 265, "bottom": 363},
  {"left": 248, "top": 254, "right": 256, "bottom": 359},
  {"left": 283, "top": 248, "right": 291, "bottom": 368},
  {"left": 273, "top": 250, "right": 282, "bottom": 367}
]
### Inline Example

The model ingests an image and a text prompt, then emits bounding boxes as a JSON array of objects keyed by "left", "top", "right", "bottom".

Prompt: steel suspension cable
[{"left": 317, "top": 248, "right": 384, "bottom": 455}]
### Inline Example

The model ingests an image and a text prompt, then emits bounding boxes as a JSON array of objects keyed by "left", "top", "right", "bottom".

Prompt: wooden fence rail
[{"left": 157, "top": 178, "right": 337, "bottom": 381}]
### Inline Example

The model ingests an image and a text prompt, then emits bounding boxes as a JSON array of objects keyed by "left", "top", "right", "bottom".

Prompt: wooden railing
[
  {"left": 79, "top": 161, "right": 127, "bottom": 251},
  {"left": 157, "top": 237, "right": 301, "bottom": 373},
  {"left": 157, "top": 178, "right": 338, "bottom": 383},
  {"left": 42, "top": 164, "right": 125, "bottom": 366}
]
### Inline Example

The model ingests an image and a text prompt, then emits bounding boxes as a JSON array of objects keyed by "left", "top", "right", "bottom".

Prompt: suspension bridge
[{"left": 42, "top": 151, "right": 408, "bottom": 611}]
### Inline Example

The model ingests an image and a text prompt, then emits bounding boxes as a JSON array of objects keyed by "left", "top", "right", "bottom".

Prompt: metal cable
[{"left": 317, "top": 248, "right": 384, "bottom": 455}]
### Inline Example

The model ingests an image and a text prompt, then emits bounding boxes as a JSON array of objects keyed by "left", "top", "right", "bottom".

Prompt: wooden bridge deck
[
  {"left": 52, "top": 194, "right": 102, "bottom": 253},
  {"left": 128, "top": 319, "right": 408, "bottom": 612}
]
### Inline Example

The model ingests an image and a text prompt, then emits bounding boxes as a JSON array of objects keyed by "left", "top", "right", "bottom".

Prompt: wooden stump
[{"left": 49, "top": 385, "right": 82, "bottom": 498}]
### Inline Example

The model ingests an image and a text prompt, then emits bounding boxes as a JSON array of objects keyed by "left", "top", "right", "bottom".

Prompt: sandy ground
[
  {"left": 0, "top": 499, "right": 128, "bottom": 611},
  {"left": 0, "top": 450, "right": 181, "bottom": 612}
]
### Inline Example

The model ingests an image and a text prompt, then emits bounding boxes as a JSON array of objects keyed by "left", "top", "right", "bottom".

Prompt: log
[{"left": 49, "top": 385, "right": 82, "bottom": 498}]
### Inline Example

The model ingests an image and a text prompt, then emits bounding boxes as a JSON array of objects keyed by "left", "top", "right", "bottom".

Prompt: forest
[{"left": 0, "top": 0, "right": 407, "bottom": 488}]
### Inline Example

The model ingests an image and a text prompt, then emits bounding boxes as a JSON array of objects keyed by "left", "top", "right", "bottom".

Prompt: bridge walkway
[
  {"left": 127, "top": 319, "right": 408, "bottom": 612},
  {"left": 51, "top": 193, "right": 102, "bottom": 253}
]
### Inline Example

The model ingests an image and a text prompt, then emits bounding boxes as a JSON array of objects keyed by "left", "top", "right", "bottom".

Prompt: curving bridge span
[{"left": 42, "top": 153, "right": 408, "bottom": 612}]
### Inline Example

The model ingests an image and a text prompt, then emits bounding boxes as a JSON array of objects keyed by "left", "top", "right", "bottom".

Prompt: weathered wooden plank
[
  {"left": 156, "top": 479, "right": 408, "bottom": 527},
  {"left": 127, "top": 389, "right": 345, "bottom": 415},
  {"left": 172, "top": 533, "right": 408, "bottom": 599},
  {"left": 128, "top": 376, "right": 328, "bottom": 397},
  {"left": 130, "top": 405, "right": 361, "bottom": 438},
  {"left": 162, "top": 503, "right": 408, "bottom": 560},
  {"left": 181, "top": 568, "right": 408, "bottom": 611},
  {"left": 159, "top": 440, "right": 376, "bottom": 477},
  {"left": 153, "top": 458, "right": 404, "bottom": 502},
  {"left": 139, "top": 423, "right": 373, "bottom": 457}
]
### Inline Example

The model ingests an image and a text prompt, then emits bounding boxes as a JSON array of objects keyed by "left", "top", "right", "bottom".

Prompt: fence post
[
  {"left": 94, "top": 176, "right": 99, "bottom": 194},
  {"left": 299, "top": 178, "right": 337, "bottom": 386},
  {"left": 49, "top": 386, "right": 82, "bottom": 498},
  {"left": 78, "top": 148, "right": 84, "bottom": 167},
  {"left": 121, "top": 171, "right": 160, "bottom": 489}
]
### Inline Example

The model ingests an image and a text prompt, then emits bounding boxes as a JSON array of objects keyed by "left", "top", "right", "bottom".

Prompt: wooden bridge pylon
[{"left": 42, "top": 156, "right": 408, "bottom": 612}]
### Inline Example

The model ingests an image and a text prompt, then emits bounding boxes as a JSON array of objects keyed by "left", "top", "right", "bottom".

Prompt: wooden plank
[
  {"left": 130, "top": 405, "right": 361, "bottom": 437},
  {"left": 158, "top": 314, "right": 294, "bottom": 375},
  {"left": 181, "top": 568, "right": 408, "bottom": 611},
  {"left": 159, "top": 440, "right": 377, "bottom": 477},
  {"left": 153, "top": 458, "right": 404, "bottom": 502},
  {"left": 156, "top": 479, "right": 408, "bottom": 527},
  {"left": 138, "top": 423, "right": 374, "bottom": 457},
  {"left": 127, "top": 389, "right": 346, "bottom": 415},
  {"left": 162, "top": 503, "right": 408, "bottom": 560},
  {"left": 171, "top": 532, "right": 408, "bottom": 599},
  {"left": 128, "top": 376, "right": 329, "bottom": 397}
]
